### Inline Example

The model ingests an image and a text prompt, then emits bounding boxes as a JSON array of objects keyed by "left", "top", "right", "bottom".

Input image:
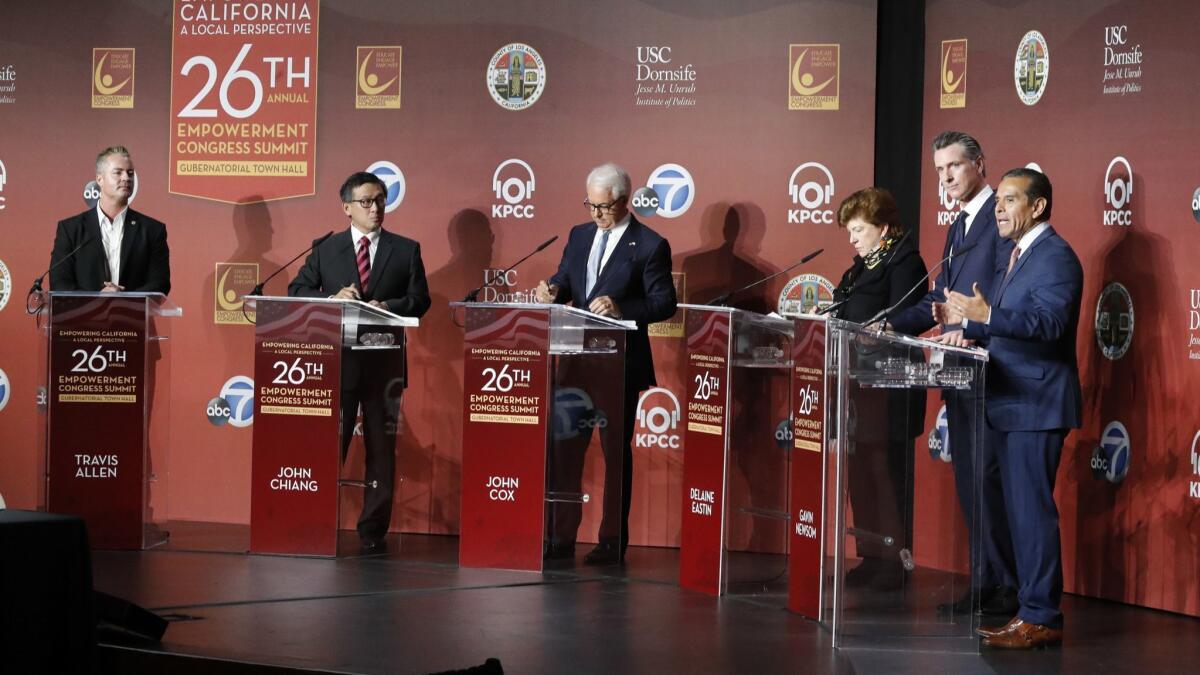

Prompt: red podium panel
[
  {"left": 679, "top": 309, "right": 731, "bottom": 594},
  {"left": 456, "top": 301, "right": 633, "bottom": 572},
  {"left": 459, "top": 306, "right": 551, "bottom": 571},
  {"left": 42, "top": 292, "right": 177, "bottom": 550},
  {"left": 788, "top": 316, "right": 827, "bottom": 618},
  {"left": 250, "top": 299, "right": 343, "bottom": 556}
]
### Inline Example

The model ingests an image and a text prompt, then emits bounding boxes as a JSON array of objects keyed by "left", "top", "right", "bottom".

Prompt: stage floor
[{"left": 91, "top": 522, "right": 1200, "bottom": 675}]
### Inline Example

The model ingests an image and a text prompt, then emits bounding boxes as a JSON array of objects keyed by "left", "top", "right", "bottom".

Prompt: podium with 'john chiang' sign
[
  {"left": 39, "top": 291, "right": 180, "bottom": 550},
  {"left": 453, "top": 301, "right": 635, "bottom": 571},
  {"left": 244, "top": 296, "right": 416, "bottom": 557}
]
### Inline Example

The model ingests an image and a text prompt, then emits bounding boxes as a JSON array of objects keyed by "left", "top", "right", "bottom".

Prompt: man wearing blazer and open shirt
[{"left": 535, "top": 163, "right": 677, "bottom": 565}]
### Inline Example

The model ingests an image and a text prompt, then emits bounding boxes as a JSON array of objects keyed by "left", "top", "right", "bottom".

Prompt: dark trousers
[
  {"left": 948, "top": 393, "right": 1017, "bottom": 591},
  {"left": 339, "top": 350, "right": 404, "bottom": 543},
  {"left": 546, "top": 379, "right": 635, "bottom": 550},
  {"left": 991, "top": 427, "right": 1066, "bottom": 628}
]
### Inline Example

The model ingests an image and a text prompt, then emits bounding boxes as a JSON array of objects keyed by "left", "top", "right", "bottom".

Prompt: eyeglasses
[
  {"left": 583, "top": 197, "right": 626, "bottom": 214},
  {"left": 349, "top": 197, "right": 387, "bottom": 209}
]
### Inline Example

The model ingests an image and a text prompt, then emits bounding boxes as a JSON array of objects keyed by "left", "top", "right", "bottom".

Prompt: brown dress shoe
[
  {"left": 976, "top": 616, "right": 1022, "bottom": 638},
  {"left": 982, "top": 620, "right": 1063, "bottom": 649}
]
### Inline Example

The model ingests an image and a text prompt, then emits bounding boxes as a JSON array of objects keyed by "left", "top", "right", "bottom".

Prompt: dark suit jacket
[
  {"left": 547, "top": 216, "right": 677, "bottom": 392},
  {"left": 49, "top": 208, "right": 171, "bottom": 294},
  {"left": 890, "top": 193, "right": 1011, "bottom": 336},
  {"left": 964, "top": 225, "right": 1083, "bottom": 432},
  {"left": 288, "top": 228, "right": 431, "bottom": 318},
  {"left": 832, "top": 235, "right": 929, "bottom": 439},
  {"left": 288, "top": 228, "right": 432, "bottom": 390}
]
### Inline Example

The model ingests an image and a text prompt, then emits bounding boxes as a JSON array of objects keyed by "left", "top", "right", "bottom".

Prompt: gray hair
[
  {"left": 932, "top": 131, "right": 985, "bottom": 176},
  {"left": 585, "top": 163, "right": 632, "bottom": 200},
  {"left": 95, "top": 145, "right": 132, "bottom": 172}
]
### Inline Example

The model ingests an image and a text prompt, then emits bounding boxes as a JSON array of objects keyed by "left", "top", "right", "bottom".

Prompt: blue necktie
[{"left": 586, "top": 229, "right": 611, "bottom": 297}]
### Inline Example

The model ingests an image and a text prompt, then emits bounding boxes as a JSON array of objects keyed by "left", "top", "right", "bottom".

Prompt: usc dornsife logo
[
  {"left": 940, "top": 39, "right": 967, "bottom": 109},
  {"left": 788, "top": 44, "right": 839, "bottom": 110},
  {"left": 356, "top": 46, "right": 401, "bottom": 109},
  {"left": 92, "top": 48, "right": 134, "bottom": 109}
]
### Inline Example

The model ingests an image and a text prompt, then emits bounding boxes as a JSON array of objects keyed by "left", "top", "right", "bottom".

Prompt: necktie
[
  {"left": 586, "top": 228, "right": 611, "bottom": 297},
  {"left": 356, "top": 236, "right": 371, "bottom": 294},
  {"left": 1005, "top": 246, "right": 1022, "bottom": 277}
]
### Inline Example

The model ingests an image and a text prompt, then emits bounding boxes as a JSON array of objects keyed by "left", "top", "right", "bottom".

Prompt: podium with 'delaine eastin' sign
[
  {"left": 245, "top": 296, "right": 416, "bottom": 557},
  {"left": 677, "top": 304, "right": 795, "bottom": 601},
  {"left": 453, "top": 301, "right": 635, "bottom": 571},
  {"left": 39, "top": 291, "right": 180, "bottom": 550}
]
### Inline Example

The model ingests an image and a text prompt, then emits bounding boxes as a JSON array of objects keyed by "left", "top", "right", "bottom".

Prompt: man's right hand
[
  {"left": 332, "top": 284, "right": 360, "bottom": 300},
  {"left": 534, "top": 280, "right": 558, "bottom": 304},
  {"left": 931, "top": 330, "right": 974, "bottom": 348}
]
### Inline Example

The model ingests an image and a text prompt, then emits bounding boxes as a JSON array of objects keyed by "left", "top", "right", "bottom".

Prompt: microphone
[
  {"left": 462, "top": 235, "right": 559, "bottom": 302},
  {"left": 817, "top": 230, "right": 912, "bottom": 317},
  {"left": 249, "top": 231, "right": 334, "bottom": 297},
  {"left": 707, "top": 248, "right": 823, "bottom": 306},
  {"left": 864, "top": 241, "right": 977, "bottom": 328},
  {"left": 27, "top": 236, "right": 98, "bottom": 314}
]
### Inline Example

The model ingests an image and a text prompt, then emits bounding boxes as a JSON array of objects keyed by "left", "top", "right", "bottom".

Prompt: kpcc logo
[
  {"left": 208, "top": 375, "right": 254, "bottom": 428},
  {"left": 491, "top": 158, "right": 535, "bottom": 219},
  {"left": 1103, "top": 156, "right": 1133, "bottom": 226},
  {"left": 1091, "top": 420, "right": 1130, "bottom": 483},
  {"left": 645, "top": 164, "right": 694, "bottom": 218},
  {"left": 366, "top": 160, "right": 406, "bottom": 213},
  {"left": 634, "top": 387, "right": 681, "bottom": 449},
  {"left": 788, "top": 162, "right": 835, "bottom": 224},
  {"left": 936, "top": 182, "right": 959, "bottom": 226}
]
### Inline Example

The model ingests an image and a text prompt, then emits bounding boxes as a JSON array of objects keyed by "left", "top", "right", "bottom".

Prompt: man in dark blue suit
[
  {"left": 940, "top": 168, "right": 1082, "bottom": 649},
  {"left": 534, "top": 163, "right": 677, "bottom": 564},
  {"left": 889, "top": 132, "right": 1017, "bottom": 616}
]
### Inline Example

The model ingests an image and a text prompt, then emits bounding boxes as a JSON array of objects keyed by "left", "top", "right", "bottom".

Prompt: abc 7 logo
[
  {"left": 789, "top": 162, "right": 835, "bottom": 210},
  {"left": 492, "top": 158, "right": 535, "bottom": 204},
  {"left": 208, "top": 376, "right": 254, "bottom": 427},
  {"left": 1090, "top": 421, "right": 1130, "bottom": 484},
  {"left": 83, "top": 177, "right": 137, "bottom": 208},
  {"left": 366, "top": 160, "right": 406, "bottom": 213},
  {"left": 1104, "top": 156, "right": 1133, "bottom": 210},
  {"left": 1191, "top": 187, "right": 1200, "bottom": 223},
  {"left": 927, "top": 405, "right": 951, "bottom": 463},
  {"left": 774, "top": 418, "right": 793, "bottom": 450},
  {"left": 552, "top": 387, "right": 606, "bottom": 441}
]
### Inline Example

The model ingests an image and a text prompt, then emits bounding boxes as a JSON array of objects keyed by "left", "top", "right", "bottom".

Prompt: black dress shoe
[
  {"left": 582, "top": 542, "right": 624, "bottom": 566},
  {"left": 543, "top": 542, "right": 575, "bottom": 560},
  {"left": 360, "top": 539, "right": 387, "bottom": 555},
  {"left": 979, "top": 585, "right": 1019, "bottom": 616}
]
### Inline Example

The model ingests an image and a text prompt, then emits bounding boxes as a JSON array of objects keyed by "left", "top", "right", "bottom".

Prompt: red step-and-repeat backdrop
[
  {"left": 0, "top": 0, "right": 876, "bottom": 550},
  {"left": 919, "top": 0, "right": 1200, "bottom": 616}
]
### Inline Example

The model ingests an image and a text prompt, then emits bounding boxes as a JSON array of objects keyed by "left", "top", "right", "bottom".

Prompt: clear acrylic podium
[
  {"left": 244, "top": 296, "right": 417, "bottom": 557},
  {"left": 36, "top": 291, "right": 180, "bottom": 549},
  {"left": 453, "top": 301, "right": 635, "bottom": 571},
  {"left": 677, "top": 304, "right": 795, "bottom": 599},
  {"left": 796, "top": 315, "right": 987, "bottom": 652}
]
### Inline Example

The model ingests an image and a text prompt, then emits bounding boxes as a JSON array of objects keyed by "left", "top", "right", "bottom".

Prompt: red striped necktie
[{"left": 356, "top": 236, "right": 371, "bottom": 293}]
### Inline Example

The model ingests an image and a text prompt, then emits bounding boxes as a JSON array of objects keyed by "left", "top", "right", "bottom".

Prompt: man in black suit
[
  {"left": 534, "top": 163, "right": 677, "bottom": 564},
  {"left": 888, "top": 131, "right": 1018, "bottom": 618},
  {"left": 288, "top": 171, "right": 431, "bottom": 553},
  {"left": 50, "top": 146, "right": 170, "bottom": 294}
]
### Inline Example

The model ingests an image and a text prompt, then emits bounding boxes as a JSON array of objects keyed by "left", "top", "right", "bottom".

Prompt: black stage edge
[
  {"left": 89, "top": 525, "right": 1200, "bottom": 675},
  {"left": 875, "top": 0, "right": 926, "bottom": 236}
]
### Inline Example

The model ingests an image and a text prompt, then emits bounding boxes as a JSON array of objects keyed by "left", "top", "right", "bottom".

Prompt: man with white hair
[{"left": 535, "top": 162, "right": 677, "bottom": 564}]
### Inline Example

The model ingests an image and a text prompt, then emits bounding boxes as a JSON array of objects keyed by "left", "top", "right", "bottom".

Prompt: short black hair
[
  {"left": 932, "top": 131, "right": 985, "bottom": 176},
  {"left": 339, "top": 171, "right": 387, "bottom": 203},
  {"left": 1000, "top": 167, "right": 1053, "bottom": 222}
]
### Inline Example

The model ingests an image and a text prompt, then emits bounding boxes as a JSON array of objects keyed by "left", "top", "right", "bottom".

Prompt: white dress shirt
[
  {"left": 97, "top": 205, "right": 128, "bottom": 285},
  {"left": 959, "top": 184, "right": 993, "bottom": 239}
]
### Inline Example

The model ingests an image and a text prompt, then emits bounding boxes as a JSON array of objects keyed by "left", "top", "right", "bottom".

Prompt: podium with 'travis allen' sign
[
  {"left": 39, "top": 291, "right": 180, "bottom": 550},
  {"left": 453, "top": 301, "right": 635, "bottom": 571},
  {"left": 245, "top": 296, "right": 416, "bottom": 557}
]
